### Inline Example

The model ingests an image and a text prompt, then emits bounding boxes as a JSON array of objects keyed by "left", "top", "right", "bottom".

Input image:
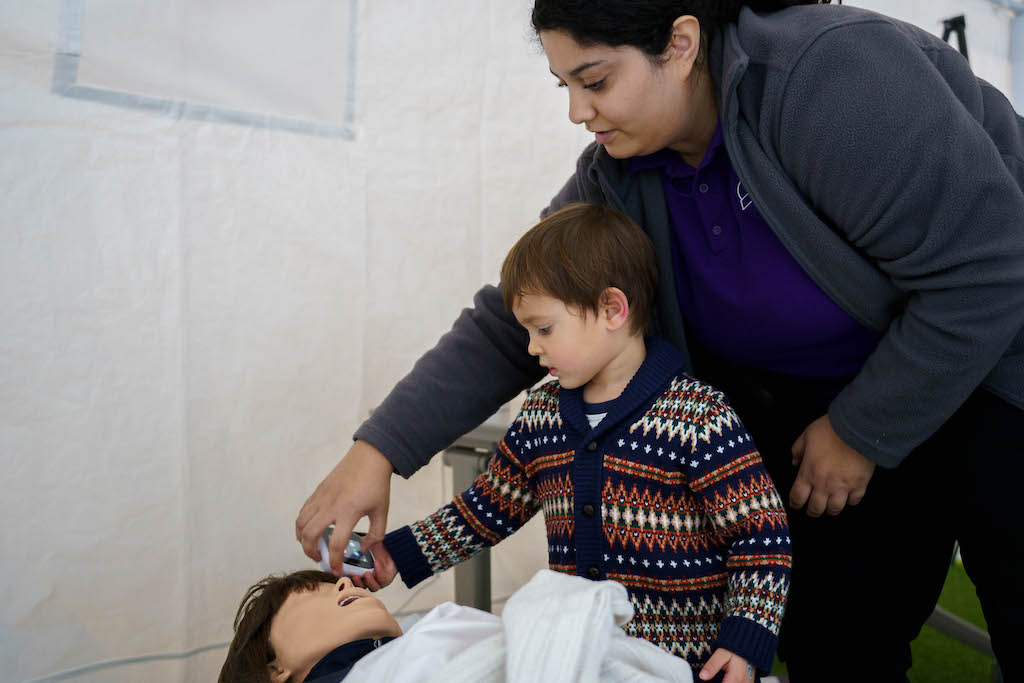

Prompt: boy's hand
[
  {"left": 349, "top": 540, "right": 397, "bottom": 592},
  {"left": 699, "top": 648, "right": 754, "bottom": 682}
]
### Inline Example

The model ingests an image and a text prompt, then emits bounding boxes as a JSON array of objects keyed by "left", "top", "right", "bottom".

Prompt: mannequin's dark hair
[
  {"left": 532, "top": 1, "right": 837, "bottom": 69},
  {"left": 218, "top": 570, "right": 339, "bottom": 683}
]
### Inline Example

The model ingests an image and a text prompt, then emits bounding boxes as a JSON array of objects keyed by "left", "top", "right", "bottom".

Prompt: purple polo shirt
[{"left": 630, "top": 124, "right": 881, "bottom": 377}]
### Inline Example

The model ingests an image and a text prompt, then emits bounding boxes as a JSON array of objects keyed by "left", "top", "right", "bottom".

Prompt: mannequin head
[{"left": 219, "top": 570, "right": 402, "bottom": 683}]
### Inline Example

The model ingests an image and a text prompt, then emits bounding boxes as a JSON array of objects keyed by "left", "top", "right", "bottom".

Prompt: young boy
[{"left": 359, "top": 203, "right": 791, "bottom": 682}]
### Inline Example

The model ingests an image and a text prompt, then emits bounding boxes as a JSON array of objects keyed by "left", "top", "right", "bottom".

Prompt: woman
[{"left": 296, "top": 2, "right": 1024, "bottom": 680}]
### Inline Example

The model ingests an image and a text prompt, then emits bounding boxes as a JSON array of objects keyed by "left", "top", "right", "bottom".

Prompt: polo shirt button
[
  {"left": 587, "top": 566, "right": 600, "bottom": 579},
  {"left": 586, "top": 441, "right": 598, "bottom": 452},
  {"left": 582, "top": 504, "right": 595, "bottom": 517},
  {"left": 699, "top": 183, "right": 709, "bottom": 193},
  {"left": 711, "top": 225, "right": 723, "bottom": 236}
]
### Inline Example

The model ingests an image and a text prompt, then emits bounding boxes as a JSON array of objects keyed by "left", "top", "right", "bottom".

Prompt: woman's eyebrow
[{"left": 550, "top": 60, "right": 606, "bottom": 80}]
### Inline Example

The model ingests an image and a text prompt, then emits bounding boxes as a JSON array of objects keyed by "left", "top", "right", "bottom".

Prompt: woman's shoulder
[
  {"left": 725, "top": 4, "right": 953, "bottom": 105},
  {"left": 734, "top": 4, "right": 938, "bottom": 60}
]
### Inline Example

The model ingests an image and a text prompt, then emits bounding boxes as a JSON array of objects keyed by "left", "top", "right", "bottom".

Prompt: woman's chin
[{"left": 602, "top": 141, "right": 631, "bottom": 159}]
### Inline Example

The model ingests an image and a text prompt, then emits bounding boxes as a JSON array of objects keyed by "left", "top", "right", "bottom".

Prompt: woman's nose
[{"left": 568, "top": 89, "right": 594, "bottom": 125}]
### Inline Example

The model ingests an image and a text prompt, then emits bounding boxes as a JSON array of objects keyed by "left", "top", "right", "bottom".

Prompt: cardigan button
[
  {"left": 582, "top": 504, "right": 595, "bottom": 517},
  {"left": 587, "top": 566, "right": 600, "bottom": 580},
  {"left": 586, "top": 441, "right": 598, "bottom": 452}
]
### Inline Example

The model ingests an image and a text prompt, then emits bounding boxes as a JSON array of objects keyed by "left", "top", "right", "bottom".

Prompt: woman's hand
[
  {"left": 295, "top": 440, "right": 394, "bottom": 574},
  {"left": 699, "top": 647, "right": 755, "bottom": 682},
  {"left": 790, "top": 415, "right": 876, "bottom": 517},
  {"left": 349, "top": 541, "right": 397, "bottom": 591}
]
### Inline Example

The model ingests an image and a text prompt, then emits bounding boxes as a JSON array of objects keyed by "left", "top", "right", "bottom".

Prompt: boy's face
[
  {"left": 512, "top": 292, "right": 615, "bottom": 390},
  {"left": 267, "top": 577, "right": 401, "bottom": 683}
]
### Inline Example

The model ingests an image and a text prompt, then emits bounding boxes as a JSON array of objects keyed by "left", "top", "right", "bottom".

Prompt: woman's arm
[
  {"left": 298, "top": 170, "right": 590, "bottom": 566},
  {"left": 357, "top": 165, "right": 593, "bottom": 478},
  {"left": 777, "top": 20, "right": 1024, "bottom": 467}
]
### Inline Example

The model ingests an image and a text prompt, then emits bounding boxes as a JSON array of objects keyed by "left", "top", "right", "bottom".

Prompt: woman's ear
[
  {"left": 268, "top": 660, "right": 291, "bottom": 683},
  {"left": 666, "top": 15, "right": 701, "bottom": 77},
  {"left": 599, "top": 287, "right": 631, "bottom": 332}
]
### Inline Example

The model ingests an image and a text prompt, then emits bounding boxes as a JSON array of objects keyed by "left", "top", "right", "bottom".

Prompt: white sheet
[{"left": 348, "top": 569, "right": 693, "bottom": 683}]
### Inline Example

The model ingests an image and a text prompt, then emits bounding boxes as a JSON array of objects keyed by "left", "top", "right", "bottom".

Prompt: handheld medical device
[{"left": 318, "top": 527, "right": 375, "bottom": 577}]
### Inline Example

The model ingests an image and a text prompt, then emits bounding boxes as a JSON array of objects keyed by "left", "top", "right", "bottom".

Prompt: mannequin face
[{"left": 267, "top": 577, "right": 402, "bottom": 683}]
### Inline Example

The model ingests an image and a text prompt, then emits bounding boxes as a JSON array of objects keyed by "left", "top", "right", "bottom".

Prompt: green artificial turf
[
  {"left": 908, "top": 560, "right": 996, "bottom": 682},
  {"left": 769, "top": 561, "right": 999, "bottom": 682}
]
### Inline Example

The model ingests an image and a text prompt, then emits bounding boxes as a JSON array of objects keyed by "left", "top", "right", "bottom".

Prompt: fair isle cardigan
[{"left": 383, "top": 338, "right": 792, "bottom": 674}]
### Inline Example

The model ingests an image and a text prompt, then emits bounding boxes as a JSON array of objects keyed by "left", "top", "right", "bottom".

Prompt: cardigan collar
[{"left": 558, "top": 337, "right": 686, "bottom": 442}]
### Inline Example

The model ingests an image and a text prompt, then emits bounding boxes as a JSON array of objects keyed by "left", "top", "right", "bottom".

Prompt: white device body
[{"left": 318, "top": 528, "right": 375, "bottom": 577}]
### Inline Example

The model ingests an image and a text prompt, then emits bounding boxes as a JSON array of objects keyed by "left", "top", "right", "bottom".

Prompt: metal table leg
[{"left": 442, "top": 446, "right": 493, "bottom": 612}]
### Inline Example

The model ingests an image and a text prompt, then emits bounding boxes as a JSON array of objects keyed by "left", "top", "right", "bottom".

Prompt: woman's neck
[{"left": 668, "top": 66, "right": 719, "bottom": 167}]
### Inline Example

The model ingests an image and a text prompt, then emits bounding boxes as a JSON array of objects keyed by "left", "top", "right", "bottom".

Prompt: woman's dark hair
[
  {"left": 218, "top": 570, "right": 339, "bottom": 683},
  {"left": 532, "top": 1, "right": 836, "bottom": 69}
]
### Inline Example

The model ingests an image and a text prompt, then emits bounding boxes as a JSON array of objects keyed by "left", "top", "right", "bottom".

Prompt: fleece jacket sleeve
[
  {"left": 776, "top": 20, "right": 1024, "bottom": 466},
  {"left": 355, "top": 171, "right": 589, "bottom": 478}
]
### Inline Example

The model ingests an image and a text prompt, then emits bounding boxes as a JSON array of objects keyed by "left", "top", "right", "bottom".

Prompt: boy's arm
[
  {"left": 382, "top": 427, "right": 541, "bottom": 588},
  {"left": 687, "top": 396, "right": 792, "bottom": 675}
]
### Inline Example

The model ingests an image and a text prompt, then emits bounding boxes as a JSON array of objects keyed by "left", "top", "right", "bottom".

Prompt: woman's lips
[{"left": 595, "top": 130, "right": 615, "bottom": 144}]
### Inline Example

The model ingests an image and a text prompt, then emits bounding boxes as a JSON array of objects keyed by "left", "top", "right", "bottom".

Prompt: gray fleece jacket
[{"left": 357, "top": 4, "right": 1024, "bottom": 475}]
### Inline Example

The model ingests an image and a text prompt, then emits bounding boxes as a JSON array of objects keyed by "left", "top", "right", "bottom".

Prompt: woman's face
[
  {"left": 540, "top": 27, "right": 705, "bottom": 160},
  {"left": 268, "top": 577, "right": 401, "bottom": 683}
]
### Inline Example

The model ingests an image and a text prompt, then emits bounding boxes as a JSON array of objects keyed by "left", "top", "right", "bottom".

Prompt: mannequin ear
[
  {"left": 599, "top": 287, "right": 631, "bottom": 332},
  {"left": 268, "top": 660, "right": 291, "bottom": 683}
]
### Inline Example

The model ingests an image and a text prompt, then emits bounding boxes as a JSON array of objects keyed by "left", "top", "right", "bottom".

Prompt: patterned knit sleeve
[
  {"left": 382, "top": 421, "right": 541, "bottom": 589},
  {"left": 685, "top": 390, "right": 792, "bottom": 674}
]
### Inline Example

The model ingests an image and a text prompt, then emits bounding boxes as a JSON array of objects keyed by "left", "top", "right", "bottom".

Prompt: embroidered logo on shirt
[{"left": 736, "top": 182, "right": 752, "bottom": 211}]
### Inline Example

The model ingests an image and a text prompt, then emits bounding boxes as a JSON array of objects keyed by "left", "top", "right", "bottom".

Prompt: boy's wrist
[
  {"left": 381, "top": 526, "right": 433, "bottom": 589},
  {"left": 711, "top": 615, "right": 778, "bottom": 675}
]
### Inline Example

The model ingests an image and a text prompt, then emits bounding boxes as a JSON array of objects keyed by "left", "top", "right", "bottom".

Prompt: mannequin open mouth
[{"left": 339, "top": 596, "right": 360, "bottom": 608}]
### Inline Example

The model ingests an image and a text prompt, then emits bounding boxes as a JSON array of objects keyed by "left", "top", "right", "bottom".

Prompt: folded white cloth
[{"left": 349, "top": 569, "right": 693, "bottom": 683}]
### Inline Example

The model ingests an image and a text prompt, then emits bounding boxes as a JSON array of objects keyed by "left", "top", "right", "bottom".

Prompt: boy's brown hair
[
  {"left": 500, "top": 203, "right": 658, "bottom": 335},
  {"left": 218, "top": 570, "right": 338, "bottom": 683}
]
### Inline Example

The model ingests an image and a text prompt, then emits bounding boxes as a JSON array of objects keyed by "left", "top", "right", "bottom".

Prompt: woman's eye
[{"left": 583, "top": 79, "right": 605, "bottom": 91}]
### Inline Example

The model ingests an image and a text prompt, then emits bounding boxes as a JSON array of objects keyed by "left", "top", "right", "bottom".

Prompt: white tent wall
[
  {"left": 1, "top": 1, "right": 586, "bottom": 681},
  {"left": 0, "top": 2, "right": 1018, "bottom": 682}
]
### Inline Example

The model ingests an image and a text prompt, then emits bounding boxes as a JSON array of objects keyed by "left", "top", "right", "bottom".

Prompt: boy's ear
[
  {"left": 268, "top": 660, "right": 291, "bottom": 683},
  {"left": 599, "top": 287, "right": 630, "bottom": 332}
]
